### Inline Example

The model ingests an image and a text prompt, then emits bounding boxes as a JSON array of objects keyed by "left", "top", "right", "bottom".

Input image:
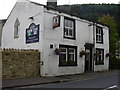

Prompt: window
[
  {"left": 95, "top": 49, "right": 104, "bottom": 65},
  {"left": 96, "top": 26, "right": 103, "bottom": 43},
  {"left": 64, "top": 17, "right": 75, "bottom": 39},
  {"left": 59, "top": 45, "right": 77, "bottom": 66},
  {"left": 69, "top": 48, "right": 75, "bottom": 61},
  {"left": 14, "top": 18, "right": 20, "bottom": 38}
]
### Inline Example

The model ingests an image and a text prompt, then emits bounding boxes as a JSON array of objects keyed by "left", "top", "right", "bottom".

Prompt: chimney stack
[{"left": 47, "top": 0, "right": 57, "bottom": 7}]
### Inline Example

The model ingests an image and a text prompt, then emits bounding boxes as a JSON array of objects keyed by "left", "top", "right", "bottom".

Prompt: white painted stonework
[{"left": 2, "top": 0, "right": 109, "bottom": 76}]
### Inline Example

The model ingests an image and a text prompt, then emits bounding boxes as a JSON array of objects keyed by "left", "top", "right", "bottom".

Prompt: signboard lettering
[{"left": 26, "top": 23, "right": 39, "bottom": 43}]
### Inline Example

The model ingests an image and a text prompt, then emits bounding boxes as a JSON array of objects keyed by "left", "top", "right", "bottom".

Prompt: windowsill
[
  {"left": 14, "top": 36, "right": 19, "bottom": 38},
  {"left": 58, "top": 64, "right": 78, "bottom": 67},
  {"left": 64, "top": 36, "right": 76, "bottom": 40},
  {"left": 95, "top": 63, "right": 104, "bottom": 65},
  {"left": 96, "top": 42, "right": 103, "bottom": 44}
]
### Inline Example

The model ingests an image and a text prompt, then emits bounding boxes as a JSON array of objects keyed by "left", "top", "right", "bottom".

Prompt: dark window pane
[
  {"left": 95, "top": 49, "right": 104, "bottom": 65},
  {"left": 65, "top": 28, "right": 68, "bottom": 36},
  {"left": 60, "top": 54, "right": 67, "bottom": 65},
  {"left": 69, "top": 29, "right": 73, "bottom": 36},
  {"left": 69, "top": 54, "right": 74, "bottom": 61}
]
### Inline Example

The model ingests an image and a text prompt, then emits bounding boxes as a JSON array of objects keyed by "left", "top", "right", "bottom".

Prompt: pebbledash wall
[{"left": 2, "top": 0, "right": 109, "bottom": 76}]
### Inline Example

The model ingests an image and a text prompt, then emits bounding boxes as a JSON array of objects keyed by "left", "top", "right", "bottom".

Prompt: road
[{"left": 12, "top": 73, "right": 120, "bottom": 90}]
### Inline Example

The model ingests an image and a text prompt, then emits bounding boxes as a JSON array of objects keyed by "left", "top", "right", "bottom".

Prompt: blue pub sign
[{"left": 26, "top": 23, "right": 39, "bottom": 43}]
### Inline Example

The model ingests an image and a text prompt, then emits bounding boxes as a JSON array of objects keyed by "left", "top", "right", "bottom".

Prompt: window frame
[
  {"left": 14, "top": 18, "right": 20, "bottom": 38},
  {"left": 95, "top": 48, "right": 104, "bottom": 65},
  {"left": 64, "top": 17, "right": 76, "bottom": 40},
  {"left": 60, "top": 47, "right": 67, "bottom": 62},
  {"left": 96, "top": 26, "right": 103, "bottom": 44},
  {"left": 68, "top": 48, "right": 75, "bottom": 62},
  {"left": 59, "top": 45, "right": 77, "bottom": 66}
]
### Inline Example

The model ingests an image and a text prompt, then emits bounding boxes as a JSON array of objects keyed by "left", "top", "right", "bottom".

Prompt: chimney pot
[{"left": 47, "top": 0, "right": 57, "bottom": 7}]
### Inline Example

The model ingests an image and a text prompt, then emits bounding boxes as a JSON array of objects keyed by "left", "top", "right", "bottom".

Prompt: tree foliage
[
  {"left": 58, "top": 4, "right": 120, "bottom": 38},
  {"left": 98, "top": 14, "right": 119, "bottom": 54}
]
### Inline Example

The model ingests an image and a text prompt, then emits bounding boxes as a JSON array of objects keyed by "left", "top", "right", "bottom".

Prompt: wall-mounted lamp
[
  {"left": 50, "top": 44, "right": 53, "bottom": 49},
  {"left": 88, "top": 23, "right": 92, "bottom": 26},
  {"left": 29, "top": 16, "right": 34, "bottom": 20}
]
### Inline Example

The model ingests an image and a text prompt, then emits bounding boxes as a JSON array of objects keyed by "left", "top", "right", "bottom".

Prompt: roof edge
[{"left": 27, "top": 0, "right": 109, "bottom": 28}]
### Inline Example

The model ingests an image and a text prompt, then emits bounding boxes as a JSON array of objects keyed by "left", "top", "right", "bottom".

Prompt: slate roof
[
  {"left": 30, "top": 1, "right": 109, "bottom": 27},
  {"left": 0, "top": 19, "right": 6, "bottom": 24}
]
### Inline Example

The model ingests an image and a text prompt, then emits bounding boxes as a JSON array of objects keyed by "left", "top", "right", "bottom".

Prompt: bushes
[{"left": 109, "top": 57, "right": 120, "bottom": 69}]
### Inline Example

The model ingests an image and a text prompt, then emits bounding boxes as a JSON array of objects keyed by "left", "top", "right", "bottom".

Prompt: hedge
[{"left": 109, "top": 57, "right": 120, "bottom": 69}]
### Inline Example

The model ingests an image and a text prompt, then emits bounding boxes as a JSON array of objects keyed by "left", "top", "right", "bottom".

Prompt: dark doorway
[
  {"left": 84, "top": 43, "right": 94, "bottom": 72},
  {"left": 85, "top": 49, "right": 92, "bottom": 72}
]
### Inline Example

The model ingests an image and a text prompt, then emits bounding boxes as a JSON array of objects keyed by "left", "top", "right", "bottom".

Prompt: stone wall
[{"left": 2, "top": 49, "right": 40, "bottom": 79}]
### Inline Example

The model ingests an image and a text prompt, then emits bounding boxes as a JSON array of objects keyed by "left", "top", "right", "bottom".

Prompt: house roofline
[{"left": 30, "top": 1, "right": 109, "bottom": 28}]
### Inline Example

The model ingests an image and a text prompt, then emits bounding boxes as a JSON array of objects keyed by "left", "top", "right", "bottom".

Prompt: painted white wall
[
  {"left": 94, "top": 26, "right": 109, "bottom": 71},
  {"left": 40, "top": 9, "right": 95, "bottom": 76},
  {"left": 2, "top": 1, "right": 44, "bottom": 51}
]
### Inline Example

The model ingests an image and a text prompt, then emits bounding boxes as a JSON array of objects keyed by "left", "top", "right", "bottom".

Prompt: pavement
[{"left": 2, "top": 70, "right": 118, "bottom": 89}]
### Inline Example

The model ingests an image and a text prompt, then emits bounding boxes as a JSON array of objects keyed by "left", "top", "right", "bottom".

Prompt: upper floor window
[
  {"left": 14, "top": 18, "right": 20, "bottom": 38},
  {"left": 64, "top": 17, "right": 75, "bottom": 40},
  {"left": 96, "top": 26, "right": 103, "bottom": 43}
]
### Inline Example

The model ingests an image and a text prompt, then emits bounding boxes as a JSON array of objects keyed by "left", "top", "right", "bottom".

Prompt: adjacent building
[
  {"left": 0, "top": 19, "right": 6, "bottom": 47},
  {"left": 1, "top": 0, "right": 109, "bottom": 76}
]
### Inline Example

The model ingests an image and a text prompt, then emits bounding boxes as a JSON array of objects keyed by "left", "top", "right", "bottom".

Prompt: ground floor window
[
  {"left": 59, "top": 45, "right": 77, "bottom": 66},
  {"left": 95, "top": 48, "right": 104, "bottom": 65}
]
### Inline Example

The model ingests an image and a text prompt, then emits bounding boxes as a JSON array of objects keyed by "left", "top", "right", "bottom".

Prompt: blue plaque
[{"left": 26, "top": 23, "right": 39, "bottom": 43}]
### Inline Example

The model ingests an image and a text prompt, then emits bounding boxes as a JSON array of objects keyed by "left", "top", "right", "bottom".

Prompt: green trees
[
  {"left": 58, "top": 4, "right": 120, "bottom": 38},
  {"left": 98, "top": 15, "right": 120, "bottom": 69},
  {"left": 98, "top": 14, "right": 119, "bottom": 54}
]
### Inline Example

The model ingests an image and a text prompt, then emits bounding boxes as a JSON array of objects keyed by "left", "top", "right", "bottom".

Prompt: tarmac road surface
[{"left": 16, "top": 73, "right": 119, "bottom": 89}]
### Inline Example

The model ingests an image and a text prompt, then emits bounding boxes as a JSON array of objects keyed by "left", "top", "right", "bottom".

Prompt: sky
[{"left": 0, "top": 0, "right": 120, "bottom": 19}]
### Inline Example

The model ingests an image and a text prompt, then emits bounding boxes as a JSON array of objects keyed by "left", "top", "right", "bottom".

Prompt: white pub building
[{"left": 2, "top": 0, "right": 109, "bottom": 76}]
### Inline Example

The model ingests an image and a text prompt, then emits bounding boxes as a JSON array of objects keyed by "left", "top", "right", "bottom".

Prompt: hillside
[{"left": 58, "top": 4, "right": 120, "bottom": 37}]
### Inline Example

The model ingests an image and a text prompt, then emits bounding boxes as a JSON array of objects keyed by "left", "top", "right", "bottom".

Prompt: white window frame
[
  {"left": 96, "top": 50, "right": 99, "bottom": 62},
  {"left": 69, "top": 48, "right": 75, "bottom": 61},
  {"left": 96, "top": 26, "right": 103, "bottom": 43},
  {"left": 64, "top": 18, "right": 75, "bottom": 38},
  {"left": 96, "top": 49, "right": 104, "bottom": 65},
  {"left": 60, "top": 48, "right": 67, "bottom": 62}
]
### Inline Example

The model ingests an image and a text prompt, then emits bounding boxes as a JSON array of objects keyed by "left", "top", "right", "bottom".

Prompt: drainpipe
[
  {"left": 93, "top": 23, "right": 95, "bottom": 46},
  {"left": 93, "top": 22, "right": 96, "bottom": 71}
]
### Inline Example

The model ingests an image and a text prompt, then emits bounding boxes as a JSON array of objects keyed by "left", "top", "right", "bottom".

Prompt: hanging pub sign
[
  {"left": 26, "top": 23, "right": 39, "bottom": 44},
  {"left": 53, "top": 15, "right": 60, "bottom": 28}
]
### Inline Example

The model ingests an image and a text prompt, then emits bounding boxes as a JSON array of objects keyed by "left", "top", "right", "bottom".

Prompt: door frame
[{"left": 84, "top": 43, "right": 94, "bottom": 72}]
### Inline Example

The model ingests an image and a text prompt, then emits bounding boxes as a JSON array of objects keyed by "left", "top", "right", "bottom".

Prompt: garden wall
[{"left": 2, "top": 49, "right": 40, "bottom": 79}]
